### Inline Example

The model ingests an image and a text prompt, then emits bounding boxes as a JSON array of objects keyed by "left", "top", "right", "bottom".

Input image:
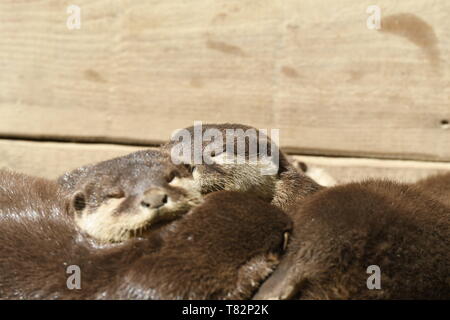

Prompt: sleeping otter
[
  {"left": 160, "top": 123, "right": 323, "bottom": 210},
  {"left": 58, "top": 150, "right": 201, "bottom": 242},
  {"left": 253, "top": 179, "right": 450, "bottom": 300},
  {"left": 0, "top": 170, "right": 291, "bottom": 299},
  {"left": 107, "top": 191, "right": 291, "bottom": 299},
  {"left": 161, "top": 123, "right": 450, "bottom": 299},
  {"left": 59, "top": 124, "right": 323, "bottom": 215},
  {"left": 56, "top": 124, "right": 320, "bottom": 243},
  {"left": 58, "top": 123, "right": 449, "bottom": 299},
  {"left": 414, "top": 172, "right": 450, "bottom": 208}
]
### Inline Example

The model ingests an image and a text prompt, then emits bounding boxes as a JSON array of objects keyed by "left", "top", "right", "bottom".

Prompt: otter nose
[{"left": 141, "top": 192, "right": 168, "bottom": 209}]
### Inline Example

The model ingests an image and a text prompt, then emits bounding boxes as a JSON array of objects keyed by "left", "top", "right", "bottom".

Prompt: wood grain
[
  {"left": 1, "top": 139, "right": 448, "bottom": 183},
  {"left": 291, "top": 155, "right": 450, "bottom": 185},
  {"left": 0, "top": 1, "right": 449, "bottom": 160},
  {"left": 0, "top": 139, "right": 141, "bottom": 179}
]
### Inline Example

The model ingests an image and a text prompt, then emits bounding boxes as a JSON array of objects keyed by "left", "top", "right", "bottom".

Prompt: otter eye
[
  {"left": 72, "top": 192, "right": 86, "bottom": 212},
  {"left": 282, "top": 232, "right": 290, "bottom": 252},
  {"left": 184, "top": 164, "right": 195, "bottom": 174},
  {"left": 166, "top": 170, "right": 179, "bottom": 183},
  {"left": 106, "top": 190, "right": 125, "bottom": 199},
  {"left": 297, "top": 161, "right": 308, "bottom": 173}
]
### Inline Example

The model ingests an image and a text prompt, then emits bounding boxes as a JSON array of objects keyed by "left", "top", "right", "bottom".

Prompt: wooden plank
[
  {"left": 277, "top": 0, "right": 450, "bottom": 161},
  {"left": 0, "top": 0, "right": 449, "bottom": 160},
  {"left": 291, "top": 155, "right": 450, "bottom": 185},
  {"left": 0, "top": 140, "right": 140, "bottom": 179},
  {"left": 0, "top": 139, "right": 449, "bottom": 183}
]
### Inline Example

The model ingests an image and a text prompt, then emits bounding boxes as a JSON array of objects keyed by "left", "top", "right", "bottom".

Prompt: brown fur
[
  {"left": 0, "top": 170, "right": 291, "bottom": 299},
  {"left": 58, "top": 150, "right": 201, "bottom": 242},
  {"left": 160, "top": 123, "right": 322, "bottom": 211},
  {"left": 55, "top": 123, "right": 319, "bottom": 242},
  {"left": 59, "top": 150, "right": 194, "bottom": 200},
  {"left": 254, "top": 179, "right": 450, "bottom": 300},
  {"left": 108, "top": 192, "right": 292, "bottom": 299},
  {"left": 414, "top": 172, "right": 450, "bottom": 208},
  {"left": 55, "top": 124, "right": 449, "bottom": 299}
]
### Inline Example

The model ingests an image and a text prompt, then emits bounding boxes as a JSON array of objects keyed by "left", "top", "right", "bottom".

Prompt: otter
[
  {"left": 253, "top": 179, "right": 450, "bottom": 300},
  {"left": 160, "top": 123, "right": 323, "bottom": 211},
  {"left": 0, "top": 170, "right": 292, "bottom": 299},
  {"left": 58, "top": 123, "right": 449, "bottom": 299},
  {"left": 56, "top": 124, "right": 321, "bottom": 242},
  {"left": 291, "top": 159, "right": 337, "bottom": 187},
  {"left": 58, "top": 150, "right": 201, "bottom": 242},
  {"left": 58, "top": 124, "right": 325, "bottom": 215},
  {"left": 161, "top": 124, "right": 449, "bottom": 299},
  {"left": 414, "top": 172, "right": 450, "bottom": 208},
  {"left": 107, "top": 191, "right": 291, "bottom": 299}
]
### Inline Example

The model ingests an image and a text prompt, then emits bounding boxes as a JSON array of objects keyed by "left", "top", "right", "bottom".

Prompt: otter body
[
  {"left": 415, "top": 172, "right": 450, "bottom": 208},
  {"left": 162, "top": 124, "right": 450, "bottom": 299},
  {"left": 0, "top": 170, "right": 291, "bottom": 299},
  {"left": 254, "top": 179, "right": 450, "bottom": 299},
  {"left": 55, "top": 123, "right": 450, "bottom": 299},
  {"left": 107, "top": 192, "right": 291, "bottom": 299}
]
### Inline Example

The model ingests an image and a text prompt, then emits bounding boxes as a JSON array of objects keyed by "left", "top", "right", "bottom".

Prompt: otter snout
[{"left": 141, "top": 191, "right": 168, "bottom": 209}]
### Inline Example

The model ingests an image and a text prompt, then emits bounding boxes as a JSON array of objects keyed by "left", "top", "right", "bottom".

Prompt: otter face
[
  {"left": 188, "top": 153, "right": 279, "bottom": 201},
  {"left": 162, "top": 123, "right": 288, "bottom": 202},
  {"left": 67, "top": 155, "right": 202, "bottom": 242}
]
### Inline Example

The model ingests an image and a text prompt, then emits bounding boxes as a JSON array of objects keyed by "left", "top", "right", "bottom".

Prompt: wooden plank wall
[
  {"left": 1, "top": 139, "right": 450, "bottom": 184},
  {"left": 0, "top": 0, "right": 449, "bottom": 181}
]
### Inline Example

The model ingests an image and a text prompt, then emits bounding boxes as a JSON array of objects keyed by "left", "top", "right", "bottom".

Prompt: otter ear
[{"left": 72, "top": 192, "right": 87, "bottom": 212}]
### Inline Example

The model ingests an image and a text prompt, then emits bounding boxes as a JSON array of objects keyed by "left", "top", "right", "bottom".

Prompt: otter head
[
  {"left": 62, "top": 150, "right": 202, "bottom": 242},
  {"left": 161, "top": 123, "right": 321, "bottom": 210}
]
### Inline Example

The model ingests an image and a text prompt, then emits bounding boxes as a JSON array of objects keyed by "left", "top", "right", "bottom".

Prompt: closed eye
[
  {"left": 166, "top": 170, "right": 181, "bottom": 183},
  {"left": 106, "top": 190, "right": 125, "bottom": 199},
  {"left": 184, "top": 164, "right": 195, "bottom": 174}
]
